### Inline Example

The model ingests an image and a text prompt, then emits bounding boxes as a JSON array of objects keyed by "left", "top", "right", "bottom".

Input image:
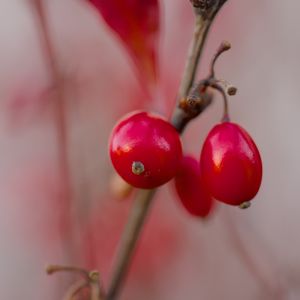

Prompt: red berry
[
  {"left": 200, "top": 122, "right": 262, "bottom": 206},
  {"left": 174, "top": 155, "right": 214, "bottom": 217},
  {"left": 109, "top": 111, "right": 183, "bottom": 189}
]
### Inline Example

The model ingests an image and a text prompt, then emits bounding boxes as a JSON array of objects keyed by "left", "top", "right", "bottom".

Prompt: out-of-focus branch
[
  {"left": 106, "top": 2, "right": 228, "bottom": 300},
  {"left": 31, "top": 0, "right": 74, "bottom": 260}
]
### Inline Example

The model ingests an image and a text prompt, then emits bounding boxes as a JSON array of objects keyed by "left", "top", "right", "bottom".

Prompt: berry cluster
[{"left": 109, "top": 42, "right": 262, "bottom": 218}]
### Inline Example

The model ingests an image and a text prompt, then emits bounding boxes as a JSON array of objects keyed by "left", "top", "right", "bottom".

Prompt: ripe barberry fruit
[
  {"left": 200, "top": 122, "right": 262, "bottom": 207},
  {"left": 174, "top": 155, "right": 214, "bottom": 217},
  {"left": 109, "top": 111, "right": 183, "bottom": 189}
]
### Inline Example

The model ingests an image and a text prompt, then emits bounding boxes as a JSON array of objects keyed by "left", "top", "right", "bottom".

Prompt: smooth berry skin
[
  {"left": 109, "top": 111, "right": 183, "bottom": 189},
  {"left": 200, "top": 122, "right": 262, "bottom": 206},
  {"left": 174, "top": 156, "right": 214, "bottom": 217}
]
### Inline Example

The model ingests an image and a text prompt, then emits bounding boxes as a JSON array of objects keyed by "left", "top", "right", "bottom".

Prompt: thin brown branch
[
  {"left": 106, "top": 2, "right": 228, "bottom": 300},
  {"left": 106, "top": 189, "right": 156, "bottom": 300}
]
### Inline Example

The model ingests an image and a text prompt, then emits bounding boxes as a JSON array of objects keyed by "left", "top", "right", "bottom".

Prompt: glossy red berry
[
  {"left": 200, "top": 122, "right": 262, "bottom": 206},
  {"left": 174, "top": 155, "right": 214, "bottom": 217},
  {"left": 109, "top": 111, "right": 183, "bottom": 189}
]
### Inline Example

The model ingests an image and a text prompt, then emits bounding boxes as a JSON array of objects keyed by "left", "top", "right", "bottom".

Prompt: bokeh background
[{"left": 0, "top": 0, "right": 299, "bottom": 299}]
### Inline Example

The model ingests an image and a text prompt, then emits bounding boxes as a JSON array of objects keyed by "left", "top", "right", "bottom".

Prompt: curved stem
[
  {"left": 209, "top": 82, "right": 230, "bottom": 121},
  {"left": 209, "top": 40, "right": 231, "bottom": 78}
]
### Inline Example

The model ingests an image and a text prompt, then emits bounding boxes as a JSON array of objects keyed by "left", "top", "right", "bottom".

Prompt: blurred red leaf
[{"left": 89, "top": 0, "right": 160, "bottom": 89}]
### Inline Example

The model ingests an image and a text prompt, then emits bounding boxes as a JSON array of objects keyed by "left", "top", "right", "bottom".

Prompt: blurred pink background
[{"left": 0, "top": 0, "right": 299, "bottom": 299}]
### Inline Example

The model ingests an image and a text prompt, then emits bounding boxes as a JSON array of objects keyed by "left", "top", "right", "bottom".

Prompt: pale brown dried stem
[{"left": 46, "top": 265, "right": 105, "bottom": 300}]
